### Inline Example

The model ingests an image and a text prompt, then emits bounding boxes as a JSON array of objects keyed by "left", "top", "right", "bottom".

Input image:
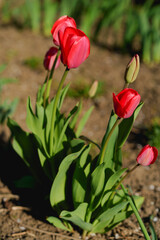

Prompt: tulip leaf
[
  {"left": 89, "top": 163, "right": 105, "bottom": 211},
  {"left": 70, "top": 99, "right": 82, "bottom": 129},
  {"left": 99, "top": 111, "right": 119, "bottom": 170},
  {"left": 7, "top": 118, "right": 45, "bottom": 183},
  {"left": 76, "top": 106, "right": 94, "bottom": 137},
  {"left": 117, "top": 102, "right": 143, "bottom": 148},
  {"left": 60, "top": 203, "right": 92, "bottom": 231},
  {"left": 101, "top": 168, "right": 127, "bottom": 207},
  {"left": 47, "top": 216, "right": 72, "bottom": 232},
  {"left": 92, "top": 201, "right": 128, "bottom": 233},
  {"left": 26, "top": 97, "right": 46, "bottom": 150},
  {"left": 72, "top": 144, "right": 91, "bottom": 207},
  {"left": 104, "top": 195, "right": 144, "bottom": 232},
  {"left": 57, "top": 84, "right": 70, "bottom": 110},
  {"left": 113, "top": 102, "right": 143, "bottom": 171},
  {"left": 50, "top": 145, "right": 85, "bottom": 209},
  {"left": 56, "top": 105, "right": 78, "bottom": 151}
]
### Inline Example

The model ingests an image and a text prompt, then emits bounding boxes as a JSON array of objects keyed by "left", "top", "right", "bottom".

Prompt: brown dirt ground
[{"left": 0, "top": 26, "right": 160, "bottom": 239}]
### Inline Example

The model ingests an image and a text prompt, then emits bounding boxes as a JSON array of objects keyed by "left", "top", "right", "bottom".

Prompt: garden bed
[{"left": 0, "top": 26, "right": 160, "bottom": 239}]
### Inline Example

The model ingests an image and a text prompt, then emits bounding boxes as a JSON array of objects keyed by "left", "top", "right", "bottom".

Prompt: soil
[{"left": 0, "top": 26, "right": 160, "bottom": 240}]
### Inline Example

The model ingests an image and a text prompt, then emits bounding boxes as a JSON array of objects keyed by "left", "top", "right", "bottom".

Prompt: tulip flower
[
  {"left": 137, "top": 145, "right": 158, "bottom": 166},
  {"left": 59, "top": 27, "right": 90, "bottom": 69},
  {"left": 113, "top": 88, "right": 141, "bottom": 118},
  {"left": 43, "top": 47, "right": 60, "bottom": 71},
  {"left": 124, "top": 54, "right": 140, "bottom": 84},
  {"left": 51, "top": 15, "right": 76, "bottom": 46}
]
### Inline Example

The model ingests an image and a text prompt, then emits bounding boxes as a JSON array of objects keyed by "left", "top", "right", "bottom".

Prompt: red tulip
[
  {"left": 137, "top": 145, "right": 158, "bottom": 166},
  {"left": 51, "top": 15, "right": 76, "bottom": 46},
  {"left": 43, "top": 47, "right": 60, "bottom": 71},
  {"left": 113, "top": 88, "right": 141, "bottom": 118},
  {"left": 59, "top": 27, "right": 90, "bottom": 69}
]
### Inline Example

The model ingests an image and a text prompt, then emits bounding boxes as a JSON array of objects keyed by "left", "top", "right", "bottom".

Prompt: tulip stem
[
  {"left": 99, "top": 117, "right": 121, "bottom": 165},
  {"left": 121, "top": 184, "right": 151, "bottom": 240},
  {"left": 43, "top": 49, "right": 61, "bottom": 107},
  {"left": 49, "top": 66, "right": 69, "bottom": 155},
  {"left": 123, "top": 82, "right": 129, "bottom": 89}
]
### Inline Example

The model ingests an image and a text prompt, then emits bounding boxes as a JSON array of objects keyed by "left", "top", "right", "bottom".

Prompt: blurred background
[{"left": 1, "top": 0, "right": 160, "bottom": 64}]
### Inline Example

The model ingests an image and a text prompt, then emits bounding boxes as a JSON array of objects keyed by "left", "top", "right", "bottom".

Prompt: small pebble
[
  {"left": 153, "top": 217, "right": 158, "bottom": 222},
  {"left": 115, "top": 233, "right": 119, "bottom": 239},
  {"left": 157, "top": 186, "right": 160, "bottom": 192},
  {"left": 17, "top": 218, "right": 21, "bottom": 223},
  {"left": 19, "top": 226, "right": 26, "bottom": 230},
  {"left": 150, "top": 201, "right": 154, "bottom": 205},
  {"left": 149, "top": 185, "right": 155, "bottom": 190}
]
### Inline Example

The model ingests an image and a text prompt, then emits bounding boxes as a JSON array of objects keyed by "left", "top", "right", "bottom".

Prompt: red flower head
[
  {"left": 137, "top": 145, "right": 158, "bottom": 166},
  {"left": 59, "top": 27, "right": 90, "bottom": 69},
  {"left": 43, "top": 47, "right": 60, "bottom": 71},
  {"left": 113, "top": 88, "right": 141, "bottom": 118},
  {"left": 51, "top": 15, "right": 76, "bottom": 46}
]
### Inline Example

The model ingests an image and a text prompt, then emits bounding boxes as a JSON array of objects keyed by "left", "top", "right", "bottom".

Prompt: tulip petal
[{"left": 137, "top": 145, "right": 158, "bottom": 166}]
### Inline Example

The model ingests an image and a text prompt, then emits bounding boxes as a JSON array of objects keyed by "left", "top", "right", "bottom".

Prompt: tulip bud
[
  {"left": 113, "top": 88, "right": 141, "bottom": 119},
  {"left": 89, "top": 81, "right": 98, "bottom": 98},
  {"left": 124, "top": 54, "right": 140, "bottom": 84},
  {"left": 59, "top": 27, "right": 90, "bottom": 69},
  {"left": 51, "top": 15, "right": 76, "bottom": 46},
  {"left": 43, "top": 47, "right": 60, "bottom": 71},
  {"left": 137, "top": 145, "right": 158, "bottom": 166}
]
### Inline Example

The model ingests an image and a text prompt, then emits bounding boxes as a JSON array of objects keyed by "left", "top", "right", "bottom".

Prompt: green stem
[
  {"left": 123, "top": 82, "right": 129, "bottom": 89},
  {"left": 49, "top": 67, "right": 69, "bottom": 155},
  {"left": 121, "top": 184, "right": 151, "bottom": 240},
  {"left": 43, "top": 49, "right": 61, "bottom": 107},
  {"left": 82, "top": 211, "right": 92, "bottom": 239},
  {"left": 99, "top": 117, "right": 121, "bottom": 165}
]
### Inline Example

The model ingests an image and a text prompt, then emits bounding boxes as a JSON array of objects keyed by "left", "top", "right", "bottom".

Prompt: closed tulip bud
[
  {"left": 89, "top": 80, "right": 98, "bottom": 98},
  {"left": 59, "top": 27, "right": 90, "bottom": 69},
  {"left": 43, "top": 47, "right": 60, "bottom": 71},
  {"left": 113, "top": 88, "right": 141, "bottom": 118},
  {"left": 51, "top": 15, "right": 76, "bottom": 46},
  {"left": 124, "top": 54, "right": 140, "bottom": 84},
  {"left": 137, "top": 145, "right": 158, "bottom": 166}
]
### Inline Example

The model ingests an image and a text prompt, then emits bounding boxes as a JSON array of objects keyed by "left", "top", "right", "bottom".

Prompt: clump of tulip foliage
[{"left": 8, "top": 16, "right": 158, "bottom": 239}]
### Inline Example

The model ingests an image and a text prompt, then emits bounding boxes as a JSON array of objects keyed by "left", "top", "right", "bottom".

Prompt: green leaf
[
  {"left": 14, "top": 175, "right": 36, "bottom": 189},
  {"left": 90, "top": 163, "right": 105, "bottom": 210},
  {"left": 101, "top": 168, "right": 127, "bottom": 207},
  {"left": 72, "top": 145, "right": 91, "bottom": 207},
  {"left": 114, "top": 103, "right": 143, "bottom": 170},
  {"left": 26, "top": 97, "right": 47, "bottom": 152},
  {"left": 117, "top": 103, "right": 143, "bottom": 148},
  {"left": 105, "top": 195, "right": 144, "bottom": 232},
  {"left": 92, "top": 201, "right": 128, "bottom": 233},
  {"left": 50, "top": 145, "right": 85, "bottom": 209},
  {"left": 60, "top": 203, "right": 92, "bottom": 231},
  {"left": 70, "top": 100, "right": 82, "bottom": 129},
  {"left": 56, "top": 105, "right": 78, "bottom": 151},
  {"left": 7, "top": 118, "right": 44, "bottom": 183},
  {"left": 99, "top": 111, "right": 119, "bottom": 169},
  {"left": 149, "top": 216, "right": 158, "bottom": 240},
  {"left": 57, "top": 84, "right": 70, "bottom": 110},
  {"left": 76, "top": 106, "right": 94, "bottom": 137},
  {"left": 47, "top": 216, "right": 72, "bottom": 232}
]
